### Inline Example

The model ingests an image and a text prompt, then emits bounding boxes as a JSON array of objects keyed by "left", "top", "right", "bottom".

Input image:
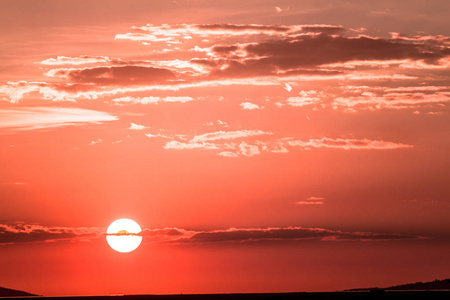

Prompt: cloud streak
[
  {"left": 0, "top": 223, "right": 103, "bottom": 245},
  {"left": 0, "top": 107, "right": 118, "bottom": 131},
  {"left": 163, "top": 133, "right": 413, "bottom": 157},
  {"left": 0, "top": 223, "right": 424, "bottom": 246}
]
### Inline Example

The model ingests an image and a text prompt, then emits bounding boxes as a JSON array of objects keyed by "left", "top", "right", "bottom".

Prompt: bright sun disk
[{"left": 106, "top": 218, "right": 142, "bottom": 253}]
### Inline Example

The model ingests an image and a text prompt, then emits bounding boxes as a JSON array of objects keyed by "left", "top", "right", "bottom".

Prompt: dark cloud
[
  {"left": 299, "top": 25, "right": 345, "bottom": 34},
  {"left": 212, "top": 45, "right": 239, "bottom": 54},
  {"left": 140, "top": 228, "right": 186, "bottom": 237},
  {"left": 210, "top": 33, "right": 449, "bottom": 78},
  {"left": 0, "top": 224, "right": 424, "bottom": 246},
  {"left": 65, "top": 66, "right": 175, "bottom": 85},
  {"left": 246, "top": 34, "right": 447, "bottom": 66},
  {"left": 189, "top": 58, "right": 218, "bottom": 67},
  {"left": 185, "top": 227, "right": 423, "bottom": 244},
  {"left": 0, "top": 223, "right": 100, "bottom": 245},
  {"left": 195, "top": 24, "right": 291, "bottom": 32}
]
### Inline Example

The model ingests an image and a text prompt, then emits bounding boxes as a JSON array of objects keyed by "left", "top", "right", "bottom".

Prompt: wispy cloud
[
  {"left": 191, "top": 130, "right": 271, "bottom": 143},
  {"left": 40, "top": 56, "right": 117, "bottom": 66},
  {"left": 295, "top": 197, "right": 326, "bottom": 205},
  {"left": 0, "top": 107, "right": 118, "bottom": 131},
  {"left": 113, "top": 96, "right": 194, "bottom": 104},
  {"left": 163, "top": 133, "right": 413, "bottom": 157},
  {"left": 287, "top": 138, "right": 413, "bottom": 150}
]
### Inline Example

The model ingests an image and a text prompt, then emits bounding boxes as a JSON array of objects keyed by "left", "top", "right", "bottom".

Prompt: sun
[{"left": 106, "top": 219, "right": 142, "bottom": 253}]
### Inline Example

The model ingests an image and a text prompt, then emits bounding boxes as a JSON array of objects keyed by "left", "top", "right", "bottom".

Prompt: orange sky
[{"left": 0, "top": 0, "right": 449, "bottom": 296}]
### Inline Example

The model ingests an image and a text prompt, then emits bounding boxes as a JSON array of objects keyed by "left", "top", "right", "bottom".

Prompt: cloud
[
  {"left": 0, "top": 223, "right": 425, "bottom": 246},
  {"left": 191, "top": 130, "right": 271, "bottom": 143},
  {"left": 118, "top": 24, "right": 346, "bottom": 44},
  {"left": 0, "top": 223, "right": 102, "bottom": 245},
  {"left": 163, "top": 130, "right": 271, "bottom": 153},
  {"left": 144, "top": 132, "right": 171, "bottom": 139},
  {"left": 89, "top": 138, "right": 102, "bottom": 146},
  {"left": 129, "top": 123, "right": 147, "bottom": 130},
  {"left": 296, "top": 197, "right": 326, "bottom": 205},
  {"left": 245, "top": 34, "right": 447, "bottom": 66},
  {"left": 332, "top": 92, "right": 450, "bottom": 111},
  {"left": 185, "top": 227, "right": 424, "bottom": 244},
  {"left": 113, "top": 96, "right": 194, "bottom": 104},
  {"left": 286, "top": 90, "right": 322, "bottom": 107},
  {"left": 208, "top": 32, "right": 449, "bottom": 78},
  {"left": 0, "top": 107, "right": 118, "bottom": 131},
  {"left": 203, "top": 120, "right": 229, "bottom": 127},
  {"left": 240, "top": 102, "right": 261, "bottom": 110},
  {"left": 284, "top": 82, "right": 292, "bottom": 92},
  {"left": 40, "top": 56, "right": 117, "bottom": 66},
  {"left": 164, "top": 141, "right": 219, "bottom": 150},
  {"left": 287, "top": 138, "right": 413, "bottom": 150},
  {"left": 238, "top": 142, "right": 260, "bottom": 157},
  {"left": 218, "top": 151, "right": 239, "bottom": 158},
  {"left": 55, "top": 66, "right": 175, "bottom": 85},
  {"left": 162, "top": 132, "right": 413, "bottom": 157}
]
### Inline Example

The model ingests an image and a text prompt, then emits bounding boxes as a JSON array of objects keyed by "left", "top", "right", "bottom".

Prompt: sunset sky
[{"left": 1, "top": 0, "right": 449, "bottom": 296}]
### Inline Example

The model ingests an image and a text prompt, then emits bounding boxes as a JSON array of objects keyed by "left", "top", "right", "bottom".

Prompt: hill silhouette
[
  {"left": 347, "top": 278, "right": 450, "bottom": 291},
  {"left": 0, "top": 285, "right": 37, "bottom": 297}
]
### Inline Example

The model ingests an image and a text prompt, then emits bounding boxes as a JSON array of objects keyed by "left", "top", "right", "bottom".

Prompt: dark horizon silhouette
[{"left": 1, "top": 278, "right": 450, "bottom": 299}]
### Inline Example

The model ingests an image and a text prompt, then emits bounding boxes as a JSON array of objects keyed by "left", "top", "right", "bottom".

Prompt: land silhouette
[
  {"left": 0, "top": 278, "right": 449, "bottom": 299},
  {"left": 346, "top": 278, "right": 450, "bottom": 291},
  {"left": 0, "top": 286, "right": 37, "bottom": 297}
]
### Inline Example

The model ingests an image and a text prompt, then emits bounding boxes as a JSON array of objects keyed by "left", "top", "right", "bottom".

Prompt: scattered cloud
[
  {"left": 129, "top": 123, "right": 147, "bottom": 130},
  {"left": 240, "top": 102, "right": 262, "bottom": 110},
  {"left": 203, "top": 120, "right": 229, "bottom": 127},
  {"left": 238, "top": 142, "right": 261, "bottom": 156},
  {"left": 164, "top": 140, "right": 219, "bottom": 150},
  {"left": 89, "top": 138, "right": 102, "bottom": 146},
  {"left": 284, "top": 82, "right": 292, "bottom": 92},
  {"left": 191, "top": 130, "right": 271, "bottom": 143},
  {"left": 163, "top": 133, "right": 413, "bottom": 157}
]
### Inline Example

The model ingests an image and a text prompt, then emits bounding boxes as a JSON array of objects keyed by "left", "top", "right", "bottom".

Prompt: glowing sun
[{"left": 106, "top": 219, "right": 142, "bottom": 253}]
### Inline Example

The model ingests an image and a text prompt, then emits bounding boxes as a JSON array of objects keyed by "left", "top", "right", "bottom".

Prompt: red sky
[{"left": 0, "top": 0, "right": 449, "bottom": 296}]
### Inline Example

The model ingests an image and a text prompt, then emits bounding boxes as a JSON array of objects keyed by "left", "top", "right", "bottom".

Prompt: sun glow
[{"left": 106, "top": 219, "right": 142, "bottom": 253}]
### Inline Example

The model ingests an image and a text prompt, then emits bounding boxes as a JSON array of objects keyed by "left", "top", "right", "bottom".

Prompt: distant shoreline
[{"left": 1, "top": 291, "right": 450, "bottom": 300}]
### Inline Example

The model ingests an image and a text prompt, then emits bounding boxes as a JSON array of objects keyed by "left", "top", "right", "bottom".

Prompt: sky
[{"left": 0, "top": 0, "right": 449, "bottom": 296}]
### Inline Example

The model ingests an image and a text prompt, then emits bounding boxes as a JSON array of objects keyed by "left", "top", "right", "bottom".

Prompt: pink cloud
[
  {"left": 240, "top": 102, "right": 262, "bottom": 110},
  {"left": 129, "top": 123, "right": 147, "bottom": 130},
  {"left": 295, "top": 197, "right": 326, "bottom": 205},
  {"left": 40, "top": 56, "right": 117, "bottom": 66},
  {"left": 191, "top": 130, "right": 271, "bottom": 143},
  {"left": 164, "top": 141, "right": 219, "bottom": 150},
  {"left": 0, "top": 107, "right": 118, "bottom": 131},
  {"left": 287, "top": 138, "right": 413, "bottom": 150}
]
